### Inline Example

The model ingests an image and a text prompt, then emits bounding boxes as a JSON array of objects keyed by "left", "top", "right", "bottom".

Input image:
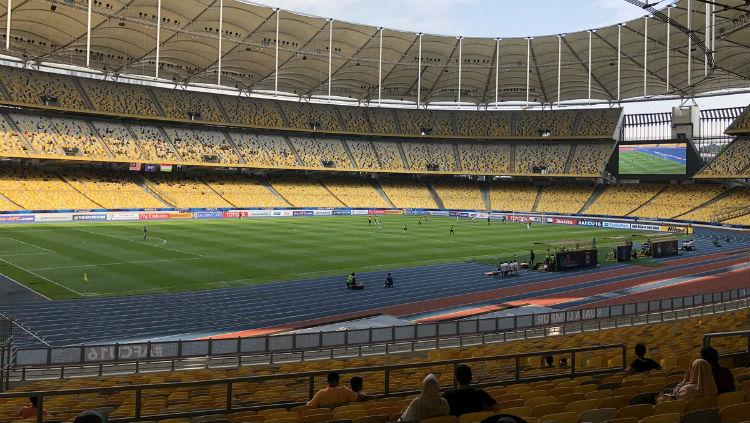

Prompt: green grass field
[
  {"left": 0, "top": 216, "right": 644, "bottom": 300},
  {"left": 619, "top": 151, "right": 685, "bottom": 175}
]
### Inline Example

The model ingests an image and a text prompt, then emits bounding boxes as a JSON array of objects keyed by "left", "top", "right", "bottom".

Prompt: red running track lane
[
  {"left": 505, "top": 255, "right": 750, "bottom": 308},
  {"left": 573, "top": 267, "right": 750, "bottom": 309},
  {"left": 204, "top": 249, "right": 750, "bottom": 339}
]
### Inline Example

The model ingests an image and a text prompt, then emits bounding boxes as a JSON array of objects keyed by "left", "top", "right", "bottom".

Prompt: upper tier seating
[
  {"left": 219, "top": 96, "right": 285, "bottom": 128},
  {"left": 371, "top": 142, "right": 407, "bottom": 171},
  {"left": 536, "top": 185, "right": 595, "bottom": 214},
  {"left": 516, "top": 110, "right": 575, "bottom": 137},
  {"left": 514, "top": 143, "right": 571, "bottom": 175},
  {"left": 270, "top": 175, "right": 345, "bottom": 208},
  {"left": 699, "top": 139, "right": 750, "bottom": 177},
  {"left": 346, "top": 140, "right": 381, "bottom": 170},
  {"left": 402, "top": 142, "right": 458, "bottom": 172},
  {"left": 10, "top": 113, "right": 109, "bottom": 160},
  {"left": 153, "top": 88, "right": 224, "bottom": 122},
  {"left": 489, "top": 182, "right": 538, "bottom": 212},
  {"left": 379, "top": 179, "right": 437, "bottom": 209},
  {"left": 0, "top": 66, "right": 622, "bottom": 139},
  {"left": 163, "top": 127, "right": 242, "bottom": 165},
  {"left": 322, "top": 178, "right": 389, "bottom": 208},
  {"left": 5, "top": 304, "right": 746, "bottom": 423},
  {"left": 0, "top": 67, "right": 87, "bottom": 109},
  {"left": 204, "top": 174, "right": 287, "bottom": 208},
  {"left": 228, "top": 132, "right": 299, "bottom": 169},
  {"left": 282, "top": 102, "right": 342, "bottom": 132},
  {"left": 457, "top": 142, "right": 511, "bottom": 174},
  {"left": 91, "top": 121, "right": 144, "bottom": 161},
  {"left": 0, "top": 113, "right": 33, "bottom": 157},
  {"left": 78, "top": 78, "right": 159, "bottom": 117},
  {"left": 128, "top": 124, "right": 182, "bottom": 162},
  {"left": 584, "top": 184, "right": 663, "bottom": 217},
  {"left": 62, "top": 170, "right": 165, "bottom": 209},
  {"left": 289, "top": 137, "right": 352, "bottom": 169},
  {"left": 567, "top": 143, "right": 613, "bottom": 176},
  {"left": 629, "top": 185, "right": 726, "bottom": 219},
  {"left": 0, "top": 167, "right": 100, "bottom": 210},
  {"left": 144, "top": 174, "right": 232, "bottom": 209},
  {"left": 432, "top": 179, "right": 486, "bottom": 210}
]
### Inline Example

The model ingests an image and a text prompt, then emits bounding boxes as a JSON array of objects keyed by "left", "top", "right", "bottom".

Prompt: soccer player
[
  {"left": 450, "top": 224, "right": 455, "bottom": 235},
  {"left": 526, "top": 221, "right": 532, "bottom": 231},
  {"left": 487, "top": 216, "right": 491, "bottom": 226},
  {"left": 368, "top": 217, "right": 372, "bottom": 226},
  {"left": 402, "top": 224, "right": 407, "bottom": 233},
  {"left": 418, "top": 217, "right": 422, "bottom": 226},
  {"left": 142, "top": 225, "right": 148, "bottom": 240}
]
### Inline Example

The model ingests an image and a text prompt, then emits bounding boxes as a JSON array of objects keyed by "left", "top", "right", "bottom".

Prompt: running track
[{"left": 1, "top": 228, "right": 748, "bottom": 348}]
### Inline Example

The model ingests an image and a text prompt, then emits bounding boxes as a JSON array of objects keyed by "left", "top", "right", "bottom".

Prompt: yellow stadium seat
[
  {"left": 720, "top": 402, "right": 750, "bottom": 423},
  {"left": 538, "top": 411, "right": 577, "bottom": 423},
  {"left": 718, "top": 392, "right": 747, "bottom": 409},
  {"left": 639, "top": 414, "right": 680, "bottom": 423},
  {"left": 457, "top": 411, "right": 494, "bottom": 423}
]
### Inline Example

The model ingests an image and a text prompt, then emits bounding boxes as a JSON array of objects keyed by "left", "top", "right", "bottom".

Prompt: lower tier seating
[{"left": 378, "top": 179, "right": 438, "bottom": 209}]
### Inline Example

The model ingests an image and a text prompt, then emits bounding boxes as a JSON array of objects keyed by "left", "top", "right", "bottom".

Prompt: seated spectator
[
  {"left": 350, "top": 376, "right": 376, "bottom": 402},
  {"left": 443, "top": 364, "right": 499, "bottom": 416},
  {"left": 559, "top": 357, "right": 568, "bottom": 368},
  {"left": 543, "top": 355, "right": 554, "bottom": 368},
  {"left": 628, "top": 343, "right": 662, "bottom": 372},
  {"left": 701, "top": 346, "right": 736, "bottom": 394},
  {"left": 74, "top": 410, "right": 107, "bottom": 423},
  {"left": 670, "top": 358, "right": 718, "bottom": 400},
  {"left": 400, "top": 374, "right": 450, "bottom": 422},
  {"left": 16, "top": 396, "right": 49, "bottom": 419},
  {"left": 307, "top": 371, "right": 358, "bottom": 408}
]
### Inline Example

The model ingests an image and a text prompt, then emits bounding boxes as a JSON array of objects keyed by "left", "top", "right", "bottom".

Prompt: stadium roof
[{"left": 3, "top": 0, "right": 750, "bottom": 106}]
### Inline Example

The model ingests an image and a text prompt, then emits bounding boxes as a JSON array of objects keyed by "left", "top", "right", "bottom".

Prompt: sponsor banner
[
  {"left": 505, "top": 215, "right": 529, "bottom": 223},
  {"left": 428, "top": 210, "right": 450, "bottom": 217},
  {"left": 603, "top": 221, "right": 631, "bottom": 229},
  {"left": 578, "top": 220, "right": 603, "bottom": 227},
  {"left": 72, "top": 214, "right": 107, "bottom": 221},
  {"left": 249, "top": 210, "right": 271, "bottom": 217},
  {"left": 368, "top": 209, "right": 385, "bottom": 215},
  {"left": 108, "top": 212, "right": 140, "bottom": 221},
  {"left": 448, "top": 211, "right": 461, "bottom": 217},
  {"left": 223, "top": 211, "right": 249, "bottom": 218},
  {"left": 556, "top": 249, "right": 598, "bottom": 270},
  {"left": 139, "top": 212, "right": 171, "bottom": 220},
  {"left": 34, "top": 213, "right": 72, "bottom": 222},
  {"left": 661, "top": 224, "right": 693, "bottom": 234},
  {"left": 631, "top": 223, "right": 661, "bottom": 231},
  {"left": 552, "top": 217, "right": 578, "bottom": 225},
  {"left": 475, "top": 212, "right": 489, "bottom": 219},
  {"left": 171, "top": 212, "right": 193, "bottom": 219},
  {"left": 332, "top": 210, "right": 352, "bottom": 216},
  {"left": 195, "top": 211, "right": 224, "bottom": 219},
  {"left": 529, "top": 216, "right": 543, "bottom": 223},
  {"left": 293, "top": 210, "right": 314, "bottom": 216},
  {"left": 313, "top": 210, "right": 333, "bottom": 216},
  {"left": 351, "top": 209, "right": 369, "bottom": 215},
  {"left": 405, "top": 209, "right": 427, "bottom": 215},
  {"left": 0, "top": 214, "right": 35, "bottom": 223},
  {"left": 384, "top": 209, "right": 403, "bottom": 215}
]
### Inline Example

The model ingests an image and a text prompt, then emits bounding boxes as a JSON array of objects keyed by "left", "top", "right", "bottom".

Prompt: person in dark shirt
[
  {"left": 701, "top": 346, "right": 736, "bottom": 394},
  {"left": 442, "top": 364, "right": 498, "bottom": 416},
  {"left": 628, "top": 343, "right": 662, "bottom": 372}
]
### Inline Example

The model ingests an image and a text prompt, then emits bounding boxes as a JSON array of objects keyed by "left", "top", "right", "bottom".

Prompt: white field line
[
  {"left": 75, "top": 229, "right": 210, "bottom": 259},
  {"left": 0, "top": 257, "right": 84, "bottom": 297},
  {"left": 0, "top": 272, "right": 52, "bottom": 300},
  {"left": 31, "top": 257, "right": 204, "bottom": 271},
  {"left": 0, "top": 237, "right": 58, "bottom": 254}
]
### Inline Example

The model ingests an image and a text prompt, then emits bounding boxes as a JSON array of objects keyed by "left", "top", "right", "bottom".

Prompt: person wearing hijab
[
  {"left": 672, "top": 358, "right": 718, "bottom": 400},
  {"left": 400, "top": 374, "right": 450, "bottom": 422}
]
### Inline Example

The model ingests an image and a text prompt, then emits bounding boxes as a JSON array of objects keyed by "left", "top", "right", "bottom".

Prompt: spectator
[
  {"left": 543, "top": 355, "right": 554, "bottom": 368},
  {"left": 307, "top": 371, "right": 358, "bottom": 408},
  {"left": 443, "top": 364, "right": 499, "bottom": 416},
  {"left": 400, "top": 374, "right": 450, "bottom": 422},
  {"left": 73, "top": 410, "right": 107, "bottom": 423},
  {"left": 701, "top": 346, "right": 736, "bottom": 394},
  {"left": 628, "top": 343, "right": 662, "bottom": 372},
  {"left": 350, "top": 376, "right": 376, "bottom": 402},
  {"left": 671, "top": 358, "right": 718, "bottom": 400},
  {"left": 16, "top": 396, "right": 49, "bottom": 419}
]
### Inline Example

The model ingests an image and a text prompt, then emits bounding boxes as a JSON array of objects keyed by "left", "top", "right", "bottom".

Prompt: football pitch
[
  {"left": 0, "top": 216, "right": 643, "bottom": 300},
  {"left": 619, "top": 150, "right": 685, "bottom": 175}
]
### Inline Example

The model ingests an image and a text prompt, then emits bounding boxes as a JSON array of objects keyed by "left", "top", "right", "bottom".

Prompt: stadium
[{"left": 0, "top": 0, "right": 749, "bottom": 421}]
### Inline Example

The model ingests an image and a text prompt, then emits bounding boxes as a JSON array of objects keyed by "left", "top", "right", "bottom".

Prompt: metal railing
[
  {"left": 0, "top": 343, "right": 626, "bottom": 423},
  {"left": 10, "top": 288, "right": 748, "bottom": 381}
]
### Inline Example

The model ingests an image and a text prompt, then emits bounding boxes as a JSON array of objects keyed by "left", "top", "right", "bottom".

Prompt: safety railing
[
  {"left": 702, "top": 329, "right": 750, "bottom": 361},
  {"left": 0, "top": 343, "right": 626, "bottom": 423},
  {"left": 10, "top": 288, "right": 748, "bottom": 381}
]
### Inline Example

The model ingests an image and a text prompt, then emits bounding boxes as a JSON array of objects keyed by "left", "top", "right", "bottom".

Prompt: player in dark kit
[
  {"left": 368, "top": 217, "right": 372, "bottom": 225},
  {"left": 418, "top": 218, "right": 422, "bottom": 226},
  {"left": 450, "top": 225, "right": 455, "bottom": 235},
  {"left": 402, "top": 224, "right": 407, "bottom": 233},
  {"left": 143, "top": 226, "right": 148, "bottom": 240}
]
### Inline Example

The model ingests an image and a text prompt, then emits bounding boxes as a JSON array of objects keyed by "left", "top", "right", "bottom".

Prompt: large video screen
[{"left": 618, "top": 143, "right": 687, "bottom": 175}]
